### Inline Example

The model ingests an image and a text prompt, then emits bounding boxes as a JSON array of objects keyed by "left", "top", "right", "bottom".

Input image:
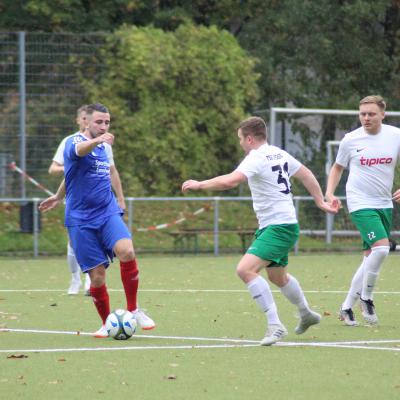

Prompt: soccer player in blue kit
[{"left": 39, "top": 103, "right": 155, "bottom": 337}]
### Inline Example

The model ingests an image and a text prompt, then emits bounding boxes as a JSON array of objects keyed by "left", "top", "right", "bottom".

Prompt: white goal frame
[
  {"left": 269, "top": 107, "right": 400, "bottom": 145},
  {"left": 268, "top": 107, "right": 400, "bottom": 244}
]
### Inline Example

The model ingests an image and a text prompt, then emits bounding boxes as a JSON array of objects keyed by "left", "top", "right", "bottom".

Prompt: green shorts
[
  {"left": 246, "top": 223, "right": 299, "bottom": 267},
  {"left": 350, "top": 208, "right": 392, "bottom": 250}
]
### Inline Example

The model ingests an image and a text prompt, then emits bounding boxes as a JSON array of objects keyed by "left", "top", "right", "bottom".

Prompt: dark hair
[
  {"left": 86, "top": 103, "right": 109, "bottom": 115},
  {"left": 238, "top": 116, "right": 267, "bottom": 140}
]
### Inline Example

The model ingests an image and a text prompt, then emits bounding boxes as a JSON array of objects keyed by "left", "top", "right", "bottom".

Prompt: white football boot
[
  {"left": 260, "top": 324, "right": 288, "bottom": 346},
  {"left": 295, "top": 310, "right": 321, "bottom": 334},
  {"left": 93, "top": 325, "right": 108, "bottom": 338},
  {"left": 132, "top": 309, "right": 155, "bottom": 330},
  {"left": 67, "top": 276, "right": 81, "bottom": 295}
]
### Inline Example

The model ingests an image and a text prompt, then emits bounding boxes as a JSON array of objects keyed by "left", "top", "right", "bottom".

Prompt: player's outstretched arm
[
  {"left": 182, "top": 171, "right": 247, "bottom": 193},
  {"left": 48, "top": 161, "right": 64, "bottom": 176},
  {"left": 325, "top": 163, "right": 344, "bottom": 208},
  {"left": 392, "top": 188, "right": 400, "bottom": 203},
  {"left": 293, "top": 166, "right": 339, "bottom": 214},
  {"left": 39, "top": 179, "right": 66, "bottom": 213}
]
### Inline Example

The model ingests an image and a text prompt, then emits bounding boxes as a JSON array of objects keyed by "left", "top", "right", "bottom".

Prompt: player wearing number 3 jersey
[
  {"left": 326, "top": 95, "right": 400, "bottom": 327},
  {"left": 182, "top": 116, "right": 339, "bottom": 346}
]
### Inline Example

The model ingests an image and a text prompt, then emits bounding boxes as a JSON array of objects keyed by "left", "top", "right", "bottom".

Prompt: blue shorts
[{"left": 67, "top": 214, "right": 131, "bottom": 273}]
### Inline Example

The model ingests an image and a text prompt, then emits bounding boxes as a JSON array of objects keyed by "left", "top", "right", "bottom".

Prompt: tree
[{"left": 80, "top": 23, "right": 259, "bottom": 195}]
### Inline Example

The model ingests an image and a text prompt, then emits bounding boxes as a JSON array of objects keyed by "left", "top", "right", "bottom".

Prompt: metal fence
[
  {"left": 2, "top": 196, "right": 397, "bottom": 258},
  {"left": 0, "top": 31, "right": 106, "bottom": 198}
]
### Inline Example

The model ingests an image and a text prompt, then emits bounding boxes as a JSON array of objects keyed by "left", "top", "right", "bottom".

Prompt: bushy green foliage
[{"left": 81, "top": 24, "right": 259, "bottom": 195}]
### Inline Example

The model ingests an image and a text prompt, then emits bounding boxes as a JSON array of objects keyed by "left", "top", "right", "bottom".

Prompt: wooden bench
[{"left": 167, "top": 228, "right": 255, "bottom": 254}]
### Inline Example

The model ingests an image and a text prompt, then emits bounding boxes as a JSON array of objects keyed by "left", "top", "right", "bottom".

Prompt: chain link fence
[{"left": 0, "top": 31, "right": 106, "bottom": 198}]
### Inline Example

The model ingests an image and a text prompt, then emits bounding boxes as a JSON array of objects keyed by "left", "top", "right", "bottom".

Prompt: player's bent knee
[
  {"left": 89, "top": 267, "right": 106, "bottom": 287},
  {"left": 370, "top": 245, "right": 390, "bottom": 260},
  {"left": 236, "top": 263, "right": 250, "bottom": 281},
  {"left": 267, "top": 268, "right": 288, "bottom": 287},
  {"left": 114, "top": 239, "right": 135, "bottom": 261}
]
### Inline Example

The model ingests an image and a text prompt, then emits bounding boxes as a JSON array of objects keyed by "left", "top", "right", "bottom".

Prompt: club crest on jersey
[
  {"left": 72, "top": 136, "right": 83, "bottom": 145},
  {"left": 360, "top": 156, "right": 392, "bottom": 166}
]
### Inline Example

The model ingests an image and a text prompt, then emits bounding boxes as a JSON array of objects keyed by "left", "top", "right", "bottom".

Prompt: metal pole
[
  {"left": 18, "top": 31, "right": 26, "bottom": 198},
  {"left": 128, "top": 198, "right": 133, "bottom": 233},
  {"left": 326, "top": 213, "right": 333, "bottom": 244},
  {"left": 213, "top": 198, "right": 220, "bottom": 256},
  {"left": 269, "top": 108, "right": 276, "bottom": 145},
  {"left": 33, "top": 198, "right": 39, "bottom": 257},
  {"left": 294, "top": 198, "right": 299, "bottom": 255}
]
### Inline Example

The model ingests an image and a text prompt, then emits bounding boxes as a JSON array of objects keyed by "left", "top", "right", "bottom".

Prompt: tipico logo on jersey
[{"left": 360, "top": 156, "right": 393, "bottom": 166}]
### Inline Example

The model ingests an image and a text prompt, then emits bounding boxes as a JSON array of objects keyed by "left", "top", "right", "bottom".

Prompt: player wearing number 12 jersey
[
  {"left": 326, "top": 95, "right": 400, "bottom": 326},
  {"left": 182, "top": 116, "right": 339, "bottom": 346}
]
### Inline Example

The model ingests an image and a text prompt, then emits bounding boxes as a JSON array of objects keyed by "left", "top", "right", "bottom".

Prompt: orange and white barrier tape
[
  {"left": 134, "top": 205, "right": 210, "bottom": 232},
  {"left": 8, "top": 161, "right": 210, "bottom": 232}
]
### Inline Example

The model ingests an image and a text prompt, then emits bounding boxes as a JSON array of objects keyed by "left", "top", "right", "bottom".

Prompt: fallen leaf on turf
[
  {"left": 50, "top": 303, "right": 57, "bottom": 307},
  {"left": 7, "top": 354, "right": 28, "bottom": 359},
  {"left": 164, "top": 375, "right": 177, "bottom": 380},
  {"left": 323, "top": 311, "right": 331, "bottom": 316},
  {"left": 57, "top": 358, "right": 66, "bottom": 362}
]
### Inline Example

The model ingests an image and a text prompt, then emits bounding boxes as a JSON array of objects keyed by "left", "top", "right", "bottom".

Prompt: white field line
[
  {"left": 0, "top": 288, "right": 399, "bottom": 294},
  {"left": 0, "top": 328, "right": 258, "bottom": 343},
  {"left": 0, "top": 328, "right": 399, "bottom": 353},
  {"left": 0, "top": 344, "right": 260, "bottom": 353},
  {"left": 276, "top": 342, "right": 400, "bottom": 352}
]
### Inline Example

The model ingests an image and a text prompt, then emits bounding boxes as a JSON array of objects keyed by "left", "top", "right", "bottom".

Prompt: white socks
[
  {"left": 67, "top": 242, "right": 80, "bottom": 275},
  {"left": 361, "top": 246, "right": 389, "bottom": 300},
  {"left": 342, "top": 256, "right": 366, "bottom": 310},
  {"left": 247, "top": 276, "right": 282, "bottom": 325},
  {"left": 280, "top": 275, "right": 311, "bottom": 317}
]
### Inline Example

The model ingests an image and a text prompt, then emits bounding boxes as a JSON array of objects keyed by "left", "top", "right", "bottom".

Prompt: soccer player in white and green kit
[
  {"left": 326, "top": 95, "right": 400, "bottom": 326},
  {"left": 182, "top": 116, "right": 339, "bottom": 345}
]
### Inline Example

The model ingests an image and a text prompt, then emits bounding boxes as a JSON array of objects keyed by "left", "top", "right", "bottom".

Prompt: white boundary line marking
[
  {"left": 276, "top": 342, "right": 400, "bottom": 352},
  {"left": 0, "top": 344, "right": 260, "bottom": 353},
  {"left": 1, "top": 328, "right": 400, "bottom": 353},
  {"left": 0, "top": 328, "right": 258, "bottom": 343},
  {"left": 0, "top": 289, "right": 397, "bottom": 294}
]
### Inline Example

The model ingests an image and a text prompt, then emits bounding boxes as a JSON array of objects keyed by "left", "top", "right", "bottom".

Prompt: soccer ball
[{"left": 105, "top": 309, "right": 137, "bottom": 340}]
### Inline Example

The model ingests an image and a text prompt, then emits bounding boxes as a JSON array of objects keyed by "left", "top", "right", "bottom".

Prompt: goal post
[
  {"left": 269, "top": 107, "right": 400, "bottom": 146},
  {"left": 266, "top": 107, "right": 400, "bottom": 245}
]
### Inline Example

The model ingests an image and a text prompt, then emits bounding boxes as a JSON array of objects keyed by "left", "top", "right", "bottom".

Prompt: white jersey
[
  {"left": 336, "top": 124, "right": 400, "bottom": 212},
  {"left": 236, "top": 143, "right": 302, "bottom": 229},
  {"left": 52, "top": 131, "right": 114, "bottom": 166}
]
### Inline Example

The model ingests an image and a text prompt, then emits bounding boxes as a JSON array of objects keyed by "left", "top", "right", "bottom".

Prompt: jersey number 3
[{"left": 272, "top": 162, "right": 291, "bottom": 194}]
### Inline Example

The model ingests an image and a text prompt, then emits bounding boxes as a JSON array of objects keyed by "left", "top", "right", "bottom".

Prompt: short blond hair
[
  {"left": 238, "top": 116, "right": 267, "bottom": 140},
  {"left": 76, "top": 104, "right": 88, "bottom": 117},
  {"left": 359, "top": 95, "right": 386, "bottom": 111}
]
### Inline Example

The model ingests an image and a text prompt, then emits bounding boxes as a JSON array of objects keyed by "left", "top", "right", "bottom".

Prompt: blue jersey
[{"left": 63, "top": 133, "right": 121, "bottom": 226}]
